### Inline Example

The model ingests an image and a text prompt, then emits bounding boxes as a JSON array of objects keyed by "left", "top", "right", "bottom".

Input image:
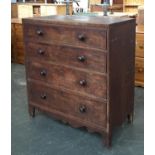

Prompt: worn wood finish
[
  {"left": 26, "top": 42, "right": 107, "bottom": 73},
  {"left": 28, "top": 80, "right": 107, "bottom": 127},
  {"left": 23, "top": 15, "right": 135, "bottom": 147},
  {"left": 27, "top": 61, "right": 107, "bottom": 99},
  {"left": 108, "top": 20, "right": 135, "bottom": 127},
  {"left": 24, "top": 24, "right": 107, "bottom": 50}
]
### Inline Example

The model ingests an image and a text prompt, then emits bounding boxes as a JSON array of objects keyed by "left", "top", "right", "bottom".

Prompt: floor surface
[{"left": 11, "top": 63, "right": 144, "bottom": 155}]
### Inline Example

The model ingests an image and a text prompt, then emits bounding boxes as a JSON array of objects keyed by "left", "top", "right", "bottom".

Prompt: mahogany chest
[{"left": 23, "top": 15, "right": 135, "bottom": 147}]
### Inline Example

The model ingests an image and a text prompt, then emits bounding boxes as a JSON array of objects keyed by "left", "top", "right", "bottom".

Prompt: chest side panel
[{"left": 107, "top": 20, "right": 136, "bottom": 126}]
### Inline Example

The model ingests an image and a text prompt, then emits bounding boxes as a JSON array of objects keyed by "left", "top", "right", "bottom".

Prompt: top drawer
[{"left": 23, "top": 24, "right": 107, "bottom": 50}]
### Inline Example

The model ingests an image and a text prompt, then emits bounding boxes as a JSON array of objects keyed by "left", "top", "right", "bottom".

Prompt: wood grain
[
  {"left": 26, "top": 42, "right": 107, "bottom": 73},
  {"left": 24, "top": 23, "right": 107, "bottom": 50},
  {"left": 23, "top": 15, "right": 135, "bottom": 147},
  {"left": 28, "top": 81, "right": 107, "bottom": 127},
  {"left": 27, "top": 61, "right": 107, "bottom": 99}
]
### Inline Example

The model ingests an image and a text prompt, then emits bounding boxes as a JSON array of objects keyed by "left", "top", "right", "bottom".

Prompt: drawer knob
[
  {"left": 79, "top": 80, "right": 87, "bottom": 86},
  {"left": 38, "top": 49, "right": 45, "bottom": 55},
  {"left": 36, "top": 29, "right": 43, "bottom": 36},
  {"left": 41, "top": 94, "right": 47, "bottom": 100},
  {"left": 79, "top": 105, "right": 87, "bottom": 113},
  {"left": 78, "top": 34, "right": 85, "bottom": 41},
  {"left": 40, "top": 70, "right": 47, "bottom": 76},
  {"left": 77, "top": 56, "right": 86, "bottom": 62}
]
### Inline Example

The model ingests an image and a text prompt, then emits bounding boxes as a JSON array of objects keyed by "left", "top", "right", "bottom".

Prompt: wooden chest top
[{"left": 23, "top": 15, "right": 134, "bottom": 28}]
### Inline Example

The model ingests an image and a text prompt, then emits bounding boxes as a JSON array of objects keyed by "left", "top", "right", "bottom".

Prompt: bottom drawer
[
  {"left": 28, "top": 81, "right": 107, "bottom": 127},
  {"left": 135, "top": 57, "right": 144, "bottom": 86}
]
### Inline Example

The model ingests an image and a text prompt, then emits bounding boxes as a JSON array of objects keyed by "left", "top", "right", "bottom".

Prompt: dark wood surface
[
  {"left": 23, "top": 15, "right": 135, "bottom": 147},
  {"left": 27, "top": 61, "right": 107, "bottom": 99},
  {"left": 24, "top": 23, "right": 107, "bottom": 50},
  {"left": 26, "top": 42, "right": 107, "bottom": 73},
  {"left": 28, "top": 80, "right": 107, "bottom": 128},
  {"left": 23, "top": 15, "right": 134, "bottom": 27},
  {"left": 108, "top": 20, "right": 135, "bottom": 127}
]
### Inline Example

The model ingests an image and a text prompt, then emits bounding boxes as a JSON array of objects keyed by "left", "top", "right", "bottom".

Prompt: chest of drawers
[{"left": 23, "top": 15, "right": 135, "bottom": 147}]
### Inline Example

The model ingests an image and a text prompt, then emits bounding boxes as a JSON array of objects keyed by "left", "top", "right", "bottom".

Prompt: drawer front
[
  {"left": 136, "top": 34, "right": 144, "bottom": 57},
  {"left": 135, "top": 57, "right": 144, "bottom": 84},
  {"left": 26, "top": 42, "right": 107, "bottom": 73},
  {"left": 24, "top": 24, "right": 107, "bottom": 50},
  {"left": 28, "top": 81, "right": 107, "bottom": 127},
  {"left": 27, "top": 61, "right": 107, "bottom": 99}
]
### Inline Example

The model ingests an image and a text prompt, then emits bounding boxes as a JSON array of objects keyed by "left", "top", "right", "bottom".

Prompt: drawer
[
  {"left": 135, "top": 57, "right": 144, "bottom": 84},
  {"left": 136, "top": 34, "right": 144, "bottom": 57},
  {"left": 28, "top": 81, "right": 107, "bottom": 127},
  {"left": 24, "top": 24, "right": 107, "bottom": 50},
  {"left": 27, "top": 61, "right": 107, "bottom": 99},
  {"left": 26, "top": 42, "right": 107, "bottom": 73}
]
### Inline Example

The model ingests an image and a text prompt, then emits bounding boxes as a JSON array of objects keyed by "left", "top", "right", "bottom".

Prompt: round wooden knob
[
  {"left": 41, "top": 94, "right": 47, "bottom": 100},
  {"left": 36, "top": 29, "right": 43, "bottom": 36},
  {"left": 40, "top": 70, "right": 47, "bottom": 76},
  {"left": 38, "top": 49, "right": 45, "bottom": 55},
  {"left": 79, "top": 80, "right": 87, "bottom": 86},
  {"left": 77, "top": 56, "right": 86, "bottom": 62},
  {"left": 78, "top": 34, "right": 85, "bottom": 41},
  {"left": 79, "top": 105, "right": 87, "bottom": 113}
]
